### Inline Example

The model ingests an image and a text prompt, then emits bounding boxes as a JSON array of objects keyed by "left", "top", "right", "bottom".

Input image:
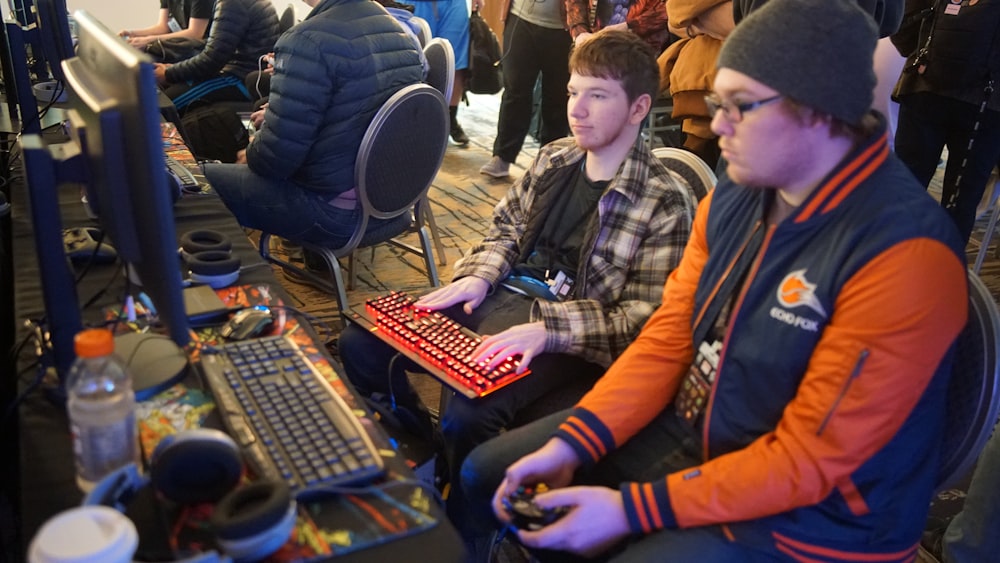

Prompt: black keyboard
[
  {"left": 166, "top": 155, "right": 200, "bottom": 193},
  {"left": 348, "top": 291, "right": 531, "bottom": 399},
  {"left": 198, "top": 335, "right": 385, "bottom": 491}
]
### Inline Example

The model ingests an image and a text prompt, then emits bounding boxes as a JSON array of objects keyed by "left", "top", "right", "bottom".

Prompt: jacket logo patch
[{"left": 776, "top": 269, "right": 827, "bottom": 318}]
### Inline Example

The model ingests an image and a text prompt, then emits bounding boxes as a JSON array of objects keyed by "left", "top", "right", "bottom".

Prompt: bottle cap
[
  {"left": 73, "top": 329, "right": 114, "bottom": 358},
  {"left": 28, "top": 506, "right": 138, "bottom": 563}
]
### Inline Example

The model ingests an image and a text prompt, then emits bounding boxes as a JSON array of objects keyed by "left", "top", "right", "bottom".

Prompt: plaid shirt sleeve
[
  {"left": 451, "top": 155, "right": 542, "bottom": 285},
  {"left": 533, "top": 149, "right": 696, "bottom": 367}
]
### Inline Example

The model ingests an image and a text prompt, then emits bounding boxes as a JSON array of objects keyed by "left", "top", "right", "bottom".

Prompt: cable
[
  {"left": 386, "top": 352, "right": 404, "bottom": 413},
  {"left": 296, "top": 475, "right": 444, "bottom": 508},
  {"left": 264, "top": 303, "right": 336, "bottom": 344}
]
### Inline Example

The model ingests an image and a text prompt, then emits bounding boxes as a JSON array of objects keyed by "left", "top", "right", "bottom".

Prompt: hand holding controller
[
  {"left": 262, "top": 54, "right": 275, "bottom": 67},
  {"left": 502, "top": 483, "right": 569, "bottom": 531}
]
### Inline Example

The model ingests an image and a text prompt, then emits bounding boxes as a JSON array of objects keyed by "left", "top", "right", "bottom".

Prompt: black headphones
[
  {"left": 179, "top": 230, "right": 241, "bottom": 289},
  {"left": 84, "top": 429, "right": 295, "bottom": 563}
]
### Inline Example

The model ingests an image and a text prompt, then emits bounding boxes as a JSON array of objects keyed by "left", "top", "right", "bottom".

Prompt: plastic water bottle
[{"left": 66, "top": 329, "right": 139, "bottom": 493}]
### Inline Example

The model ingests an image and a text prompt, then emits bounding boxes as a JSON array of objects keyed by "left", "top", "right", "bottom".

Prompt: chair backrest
[
  {"left": 652, "top": 147, "right": 716, "bottom": 202},
  {"left": 411, "top": 15, "right": 433, "bottom": 48},
  {"left": 423, "top": 37, "right": 455, "bottom": 104},
  {"left": 278, "top": 4, "right": 296, "bottom": 33},
  {"left": 348, "top": 83, "right": 448, "bottom": 248},
  {"left": 936, "top": 271, "right": 1000, "bottom": 491}
]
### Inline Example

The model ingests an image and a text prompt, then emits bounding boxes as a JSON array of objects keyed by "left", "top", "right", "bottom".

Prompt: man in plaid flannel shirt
[{"left": 338, "top": 30, "right": 697, "bottom": 529}]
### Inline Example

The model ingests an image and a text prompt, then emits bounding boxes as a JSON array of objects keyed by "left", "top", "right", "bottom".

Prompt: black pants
[
  {"left": 492, "top": 14, "right": 572, "bottom": 163},
  {"left": 895, "top": 90, "right": 1000, "bottom": 245}
]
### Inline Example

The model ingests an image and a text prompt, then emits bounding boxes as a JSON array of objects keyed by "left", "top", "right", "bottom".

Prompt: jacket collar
[{"left": 790, "top": 112, "right": 890, "bottom": 224}]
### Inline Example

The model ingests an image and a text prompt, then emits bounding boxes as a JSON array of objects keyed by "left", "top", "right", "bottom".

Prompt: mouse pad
[{"left": 162, "top": 481, "right": 439, "bottom": 561}]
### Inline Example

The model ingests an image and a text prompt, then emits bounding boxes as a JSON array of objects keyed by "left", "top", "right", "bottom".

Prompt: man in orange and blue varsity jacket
[{"left": 458, "top": 0, "right": 970, "bottom": 560}]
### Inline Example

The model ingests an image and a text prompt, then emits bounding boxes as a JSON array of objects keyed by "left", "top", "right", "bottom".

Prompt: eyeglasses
[{"left": 704, "top": 93, "right": 783, "bottom": 123}]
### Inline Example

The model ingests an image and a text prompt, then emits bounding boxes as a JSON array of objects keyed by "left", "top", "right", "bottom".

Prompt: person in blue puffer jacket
[{"left": 202, "top": 0, "right": 424, "bottom": 251}]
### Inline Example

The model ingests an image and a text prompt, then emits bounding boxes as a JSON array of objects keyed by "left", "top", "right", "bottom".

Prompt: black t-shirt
[
  {"left": 159, "top": 0, "right": 215, "bottom": 37},
  {"left": 513, "top": 164, "right": 607, "bottom": 287}
]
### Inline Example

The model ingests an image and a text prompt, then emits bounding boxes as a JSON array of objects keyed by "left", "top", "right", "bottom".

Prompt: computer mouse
[{"left": 220, "top": 306, "right": 274, "bottom": 340}]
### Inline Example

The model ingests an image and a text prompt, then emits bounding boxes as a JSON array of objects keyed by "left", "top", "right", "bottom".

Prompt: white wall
[{"left": 65, "top": 0, "right": 308, "bottom": 35}]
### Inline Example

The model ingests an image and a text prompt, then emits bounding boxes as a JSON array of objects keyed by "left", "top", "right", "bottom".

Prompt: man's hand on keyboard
[
  {"left": 473, "top": 321, "right": 545, "bottom": 374},
  {"left": 416, "top": 276, "right": 490, "bottom": 314}
]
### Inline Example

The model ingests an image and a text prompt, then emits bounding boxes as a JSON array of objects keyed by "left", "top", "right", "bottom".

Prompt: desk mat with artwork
[{"left": 104, "top": 283, "right": 439, "bottom": 561}]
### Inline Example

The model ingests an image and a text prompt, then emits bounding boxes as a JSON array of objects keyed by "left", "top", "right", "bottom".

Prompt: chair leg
[
  {"left": 317, "top": 250, "right": 351, "bottom": 327},
  {"left": 348, "top": 251, "right": 358, "bottom": 291},
  {"left": 258, "top": 231, "right": 273, "bottom": 260},
  {"left": 422, "top": 197, "right": 447, "bottom": 266},
  {"left": 417, "top": 225, "right": 441, "bottom": 287},
  {"left": 975, "top": 199, "right": 1000, "bottom": 274}
]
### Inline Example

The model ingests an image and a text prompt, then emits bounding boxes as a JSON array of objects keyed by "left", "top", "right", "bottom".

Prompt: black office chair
[
  {"left": 412, "top": 15, "right": 433, "bottom": 49},
  {"left": 423, "top": 37, "right": 455, "bottom": 103},
  {"left": 652, "top": 147, "right": 716, "bottom": 202},
  {"left": 934, "top": 271, "right": 1000, "bottom": 492},
  {"left": 258, "top": 83, "right": 449, "bottom": 322},
  {"left": 413, "top": 37, "right": 455, "bottom": 266}
]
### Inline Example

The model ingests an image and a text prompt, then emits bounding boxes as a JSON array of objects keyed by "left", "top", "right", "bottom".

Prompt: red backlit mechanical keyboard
[{"left": 347, "top": 291, "right": 531, "bottom": 399}]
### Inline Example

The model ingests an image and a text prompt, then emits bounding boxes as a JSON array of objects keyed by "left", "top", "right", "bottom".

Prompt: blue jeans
[
  {"left": 943, "top": 429, "right": 1000, "bottom": 562},
  {"left": 202, "top": 162, "right": 401, "bottom": 248},
  {"left": 459, "top": 408, "right": 766, "bottom": 562},
  {"left": 894, "top": 91, "right": 1000, "bottom": 246}
]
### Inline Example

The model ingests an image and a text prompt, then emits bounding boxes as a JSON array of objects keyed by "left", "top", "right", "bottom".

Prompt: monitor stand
[{"left": 115, "top": 331, "right": 188, "bottom": 401}]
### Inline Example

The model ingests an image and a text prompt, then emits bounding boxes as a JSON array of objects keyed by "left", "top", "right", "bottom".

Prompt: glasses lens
[
  {"left": 705, "top": 95, "right": 721, "bottom": 117},
  {"left": 705, "top": 95, "right": 738, "bottom": 121}
]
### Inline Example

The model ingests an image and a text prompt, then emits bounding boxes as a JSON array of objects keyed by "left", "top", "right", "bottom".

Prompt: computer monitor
[
  {"left": 10, "top": 0, "right": 46, "bottom": 78},
  {"left": 20, "top": 10, "right": 190, "bottom": 398},
  {"left": 32, "top": 0, "right": 75, "bottom": 83}
]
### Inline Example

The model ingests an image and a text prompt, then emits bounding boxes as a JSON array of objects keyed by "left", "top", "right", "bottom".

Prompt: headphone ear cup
[
  {"left": 180, "top": 229, "right": 233, "bottom": 256},
  {"left": 150, "top": 429, "right": 243, "bottom": 505},
  {"left": 187, "top": 250, "right": 241, "bottom": 289},
  {"left": 211, "top": 481, "right": 295, "bottom": 562}
]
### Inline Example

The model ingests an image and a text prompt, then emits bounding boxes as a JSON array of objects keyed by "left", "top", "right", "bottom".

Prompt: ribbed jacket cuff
[
  {"left": 553, "top": 408, "right": 614, "bottom": 464},
  {"left": 619, "top": 480, "right": 676, "bottom": 534}
]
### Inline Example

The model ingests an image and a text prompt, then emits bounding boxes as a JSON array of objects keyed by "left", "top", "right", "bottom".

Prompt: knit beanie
[{"left": 717, "top": 0, "right": 877, "bottom": 126}]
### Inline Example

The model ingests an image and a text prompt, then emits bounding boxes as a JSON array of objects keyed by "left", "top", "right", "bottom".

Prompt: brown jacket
[{"left": 658, "top": 0, "right": 729, "bottom": 138}]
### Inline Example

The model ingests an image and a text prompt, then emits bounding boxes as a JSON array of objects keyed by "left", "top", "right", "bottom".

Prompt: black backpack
[
  {"left": 467, "top": 11, "right": 503, "bottom": 95},
  {"left": 179, "top": 104, "right": 250, "bottom": 163}
]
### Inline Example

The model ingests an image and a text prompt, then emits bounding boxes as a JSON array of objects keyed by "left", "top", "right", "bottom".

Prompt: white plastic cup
[{"left": 28, "top": 506, "right": 138, "bottom": 563}]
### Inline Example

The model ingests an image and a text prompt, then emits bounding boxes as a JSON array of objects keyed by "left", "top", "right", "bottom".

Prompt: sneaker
[
  {"left": 480, "top": 156, "right": 511, "bottom": 178},
  {"left": 450, "top": 118, "right": 470, "bottom": 146}
]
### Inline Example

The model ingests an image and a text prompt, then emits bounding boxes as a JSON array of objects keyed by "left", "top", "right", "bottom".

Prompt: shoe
[
  {"left": 480, "top": 156, "right": 510, "bottom": 178},
  {"left": 277, "top": 237, "right": 303, "bottom": 263},
  {"left": 281, "top": 256, "right": 331, "bottom": 293},
  {"left": 920, "top": 522, "right": 947, "bottom": 563},
  {"left": 450, "top": 118, "right": 470, "bottom": 146}
]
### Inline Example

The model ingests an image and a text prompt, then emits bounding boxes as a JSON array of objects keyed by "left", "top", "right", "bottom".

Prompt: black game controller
[
  {"left": 63, "top": 227, "right": 118, "bottom": 263},
  {"left": 502, "top": 484, "right": 569, "bottom": 531}
]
